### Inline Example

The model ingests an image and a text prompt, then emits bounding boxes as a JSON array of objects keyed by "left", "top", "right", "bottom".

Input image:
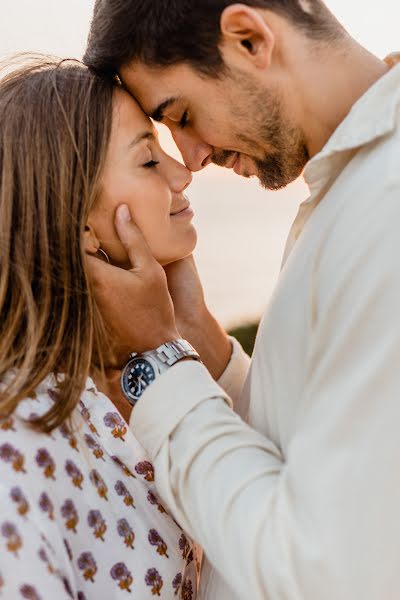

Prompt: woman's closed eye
[{"left": 143, "top": 160, "right": 160, "bottom": 169}]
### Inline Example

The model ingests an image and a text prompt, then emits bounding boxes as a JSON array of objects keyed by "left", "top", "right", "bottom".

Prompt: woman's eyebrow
[{"left": 128, "top": 131, "right": 155, "bottom": 149}]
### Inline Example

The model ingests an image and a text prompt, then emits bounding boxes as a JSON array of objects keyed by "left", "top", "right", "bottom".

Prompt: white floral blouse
[{"left": 0, "top": 375, "right": 197, "bottom": 599}]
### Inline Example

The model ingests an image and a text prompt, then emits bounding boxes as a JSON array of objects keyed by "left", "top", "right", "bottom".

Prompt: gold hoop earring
[{"left": 97, "top": 248, "right": 110, "bottom": 264}]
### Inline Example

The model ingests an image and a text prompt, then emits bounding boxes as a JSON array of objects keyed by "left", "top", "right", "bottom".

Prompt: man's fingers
[
  {"left": 86, "top": 254, "right": 114, "bottom": 287},
  {"left": 115, "top": 204, "right": 155, "bottom": 270}
]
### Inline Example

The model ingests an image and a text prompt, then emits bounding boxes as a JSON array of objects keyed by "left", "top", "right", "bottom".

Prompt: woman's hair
[{"left": 0, "top": 55, "right": 116, "bottom": 432}]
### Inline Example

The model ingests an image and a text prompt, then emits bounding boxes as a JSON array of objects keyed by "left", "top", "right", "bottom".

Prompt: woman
[{"left": 0, "top": 56, "right": 198, "bottom": 599}]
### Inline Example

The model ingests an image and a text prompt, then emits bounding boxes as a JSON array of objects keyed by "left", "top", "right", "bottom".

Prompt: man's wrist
[
  {"left": 176, "top": 308, "right": 232, "bottom": 380},
  {"left": 135, "top": 330, "right": 181, "bottom": 354},
  {"left": 120, "top": 338, "right": 201, "bottom": 406}
]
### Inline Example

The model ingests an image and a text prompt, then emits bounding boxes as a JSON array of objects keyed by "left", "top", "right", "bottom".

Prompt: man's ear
[
  {"left": 83, "top": 223, "right": 100, "bottom": 256},
  {"left": 220, "top": 4, "right": 275, "bottom": 70}
]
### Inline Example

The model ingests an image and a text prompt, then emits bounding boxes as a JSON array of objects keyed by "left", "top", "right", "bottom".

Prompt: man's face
[{"left": 121, "top": 61, "right": 309, "bottom": 190}]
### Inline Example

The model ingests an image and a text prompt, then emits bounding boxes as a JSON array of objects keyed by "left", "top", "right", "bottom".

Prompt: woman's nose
[{"left": 170, "top": 161, "right": 193, "bottom": 194}]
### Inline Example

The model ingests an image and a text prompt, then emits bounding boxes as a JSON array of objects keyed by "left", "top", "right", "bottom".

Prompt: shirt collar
[{"left": 304, "top": 63, "right": 400, "bottom": 190}]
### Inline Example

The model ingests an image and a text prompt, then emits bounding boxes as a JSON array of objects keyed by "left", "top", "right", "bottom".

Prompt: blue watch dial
[{"left": 121, "top": 358, "right": 157, "bottom": 406}]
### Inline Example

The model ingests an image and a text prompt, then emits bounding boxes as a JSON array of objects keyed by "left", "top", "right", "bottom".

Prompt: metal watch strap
[{"left": 143, "top": 339, "right": 201, "bottom": 367}]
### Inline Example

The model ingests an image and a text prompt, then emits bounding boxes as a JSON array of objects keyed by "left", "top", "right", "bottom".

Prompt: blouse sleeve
[{"left": 0, "top": 487, "right": 75, "bottom": 599}]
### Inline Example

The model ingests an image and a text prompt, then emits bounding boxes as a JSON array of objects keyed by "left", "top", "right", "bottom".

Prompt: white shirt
[
  {"left": 0, "top": 375, "right": 198, "bottom": 599},
  {"left": 130, "top": 63, "right": 400, "bottom": 600}
]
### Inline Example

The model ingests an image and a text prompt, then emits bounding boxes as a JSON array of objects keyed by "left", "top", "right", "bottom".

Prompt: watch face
[{"left": 121, "top": 358, "right": 157, "bottom": 405}]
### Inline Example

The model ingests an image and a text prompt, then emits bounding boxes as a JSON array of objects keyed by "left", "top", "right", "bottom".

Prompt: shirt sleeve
[
  {"left": 130, "top": 188, "right": 400, "bottom": 599},
  {"left": 0, "top": 487, "right": 75, "bottom": 599},
  {"left": 217, "top": 336, "right": 251, "bottom": 419}
]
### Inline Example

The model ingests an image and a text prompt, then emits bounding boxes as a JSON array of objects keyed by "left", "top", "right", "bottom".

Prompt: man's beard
[
  {"left": 214, "top": 71, "right": 310, "bottom": 191},
  {"left": 238, "top": 110, "right": 309, "bottom": 191}
]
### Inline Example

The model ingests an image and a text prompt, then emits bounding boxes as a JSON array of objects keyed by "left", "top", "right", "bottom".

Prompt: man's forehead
[
  {"left": 120, "top": 61, "right": 197, "bottom": 100},
  {"left": 120, "top": 61, "right": 191, "bottom": 112}
]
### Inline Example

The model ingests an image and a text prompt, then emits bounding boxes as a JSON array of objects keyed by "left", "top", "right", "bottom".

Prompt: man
[{"left": 84, "top": 2, "right": 400, "bottom": 598}]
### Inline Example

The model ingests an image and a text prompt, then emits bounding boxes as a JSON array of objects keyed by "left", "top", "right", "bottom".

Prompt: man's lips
[
  {"left": 224, "top": 152, "right": 239, "bottom": 169},
  {"left": 233, "top": 154, "right": 241, "bottom": 175},
  {"left": 221, "top": 152, "right": 241, "bottom": 174}
]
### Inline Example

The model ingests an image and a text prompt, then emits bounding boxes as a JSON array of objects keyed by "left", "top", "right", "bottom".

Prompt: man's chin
[{"left": 255, "top": 156, "right": 308, "bottom": 191}]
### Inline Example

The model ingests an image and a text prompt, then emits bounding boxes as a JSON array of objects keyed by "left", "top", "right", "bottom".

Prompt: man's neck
[{"left": 288, "top": 39, "right": 390, "bottom": 158}]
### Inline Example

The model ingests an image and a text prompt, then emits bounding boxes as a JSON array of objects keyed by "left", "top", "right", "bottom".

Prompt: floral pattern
[
  {"left": 148, "top": 491, "right": 167, "bottom": 514},
  {"left": 110, "top": 562, "right": 133, "bottom": 593},
  {"left": 179, "top": 533, "right": 191, "bottom": 561},
  {"left": 111, "top": 455, "right": 136, "bottom": 478},
  {"left": 173, "top": 573, "right": 183, "bottom": 595},
  {"left": 77, "top": 552, "right": 97, "bottom": 582},
  {"left": 59, "top": 423, "right": 79, "bottom": 452},
  {"left": 1, "top": 521, "right": 22, "bottom": 556},
  {"left": 104, "top": 412, "right": 127, "bottom": 441},
  {"left": 0, "top": 443, "right": 26, "bottom": 472},
  {"left": 0, "top": 377, "right": 197, "bottom": 598},
  {"left": 117, "top": 518, "right": 135, "bottom": 549},
  {"left": 79, "top": 401, "right": 99, "bottom": 436},
  {"left": 145, "top": 568, "right": 163, "bottom": 596},
  {"left": 36, "top": 449, "right": 56, "bottom": 480},
  {"left": 61, "top": 499, "right": 79, "bottom": 533},
  {"left": 87, "top": 510, "right": 107, "bottom": 541},
  {"left": 20, "top": 584, "right": 42, "bottom": 600},
  {"left": 90, "top": 469, "right": 108, "bottom": 500},
  {"left": 181, "top": 579, "right": 194, "bottom": 600},
  {"left": 148, "top": 529, "right": 169, "bottom": 558},
  {"left": 135, "top": 460, "right": 155, "bottom": 481},
  {"left": 38, "top": 492, "right": 54, "bottom": 520},
  {"left": 84, "top": 434, "right": 105, "bottom": 461},
  {"left": 115, "top": 480, "right": 135, "bottom": 508},
  {"left": 38, "top": 547, "right": 56, "bottom": 575},
  {"left": 10, "top": 486, "right": 30, "bottom": 518},
  {"left": 63, "top": 538, "right": 73, "bottom": 561},
  {"left": 65, "top": 460, "right": 84, "bottom": 489}
]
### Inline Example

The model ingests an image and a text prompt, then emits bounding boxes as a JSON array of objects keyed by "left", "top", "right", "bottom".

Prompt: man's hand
[
  {"left": 164, "top": 256, "right": 232, "bottom": 380},
  {"left": 164, "top": 256, "right": 206, "bottom": 326},
  {"left": 384, "top": 52, "right": 400, "bottom": 68},
  {"left": 87, "top": 205, "right": 179, "bottom": 367}
]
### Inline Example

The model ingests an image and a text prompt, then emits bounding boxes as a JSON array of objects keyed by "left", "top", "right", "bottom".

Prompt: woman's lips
[{"left": 170, "top": 203, "right": 194, "bottom": 218}]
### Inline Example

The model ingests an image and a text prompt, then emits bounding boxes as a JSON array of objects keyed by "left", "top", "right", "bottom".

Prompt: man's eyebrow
[
  {"left": 128, "top": 131, "right": 155, "bottom": 149},
  {"left": 150, "top": 97, "right": 179, "bottom": 122}
]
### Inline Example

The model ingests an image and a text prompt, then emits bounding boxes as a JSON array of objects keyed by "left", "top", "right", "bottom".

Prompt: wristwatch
[{"left": 120, "top": 339, "right": 201, "bottom": 406}]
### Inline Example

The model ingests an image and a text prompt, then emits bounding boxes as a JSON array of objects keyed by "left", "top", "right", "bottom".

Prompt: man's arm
[
  {"left": 164, "top": 255, "right": 234, "bottom": 380},
  {"left": 164, "top": 255, "right": 251, "bottom": 408},
  {"left": 130, "top": 190, "right": 400, "bottom": 599}
]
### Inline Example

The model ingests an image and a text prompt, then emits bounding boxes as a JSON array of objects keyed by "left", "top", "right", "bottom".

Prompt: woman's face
[{"left": 86, "top": 88, "right": 196, "bottom": 267}]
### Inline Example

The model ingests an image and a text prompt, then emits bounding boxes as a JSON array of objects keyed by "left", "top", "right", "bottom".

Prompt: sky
[{"left": 0, "top": 1, "right": 399, "bottom": 327}]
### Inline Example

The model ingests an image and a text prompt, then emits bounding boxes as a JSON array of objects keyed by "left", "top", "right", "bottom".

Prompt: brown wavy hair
[{"left": 0, "top": 55, "right": 116, "bottom": 432}]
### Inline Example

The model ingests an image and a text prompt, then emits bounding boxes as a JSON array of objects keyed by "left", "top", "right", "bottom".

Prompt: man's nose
[{"left": 172, "top": 129, "right": 213, "bottom": 172}]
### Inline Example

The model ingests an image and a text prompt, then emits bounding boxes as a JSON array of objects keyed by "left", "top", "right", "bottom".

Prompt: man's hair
[{"left": 84, "top": 0, "right": 343, "bottom": 77}]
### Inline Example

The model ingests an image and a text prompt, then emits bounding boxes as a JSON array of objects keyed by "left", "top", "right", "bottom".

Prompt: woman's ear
[
  {"left": 83, "top": 223, "right": 100, "bottom": 256},
  {"left": 220, "top": 4, "right": 275, "bottom": 70}
]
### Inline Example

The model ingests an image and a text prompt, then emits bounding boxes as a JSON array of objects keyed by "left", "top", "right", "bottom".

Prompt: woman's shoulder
[
  {"left": 0, "top": 373, "right": 86, "bottom": 489},
  {"left": 0, "top": 407, "right": 58, "bottom": 497}
]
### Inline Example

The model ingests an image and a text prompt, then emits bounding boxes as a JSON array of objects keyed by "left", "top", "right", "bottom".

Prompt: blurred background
[{"left": 0, "top": 0, "right": 399, "bottom": 351}]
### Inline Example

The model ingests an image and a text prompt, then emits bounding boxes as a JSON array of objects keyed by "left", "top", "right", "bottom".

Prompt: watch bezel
[{"left": 121, "top": 355, "right": 160, "bottom": 406}]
